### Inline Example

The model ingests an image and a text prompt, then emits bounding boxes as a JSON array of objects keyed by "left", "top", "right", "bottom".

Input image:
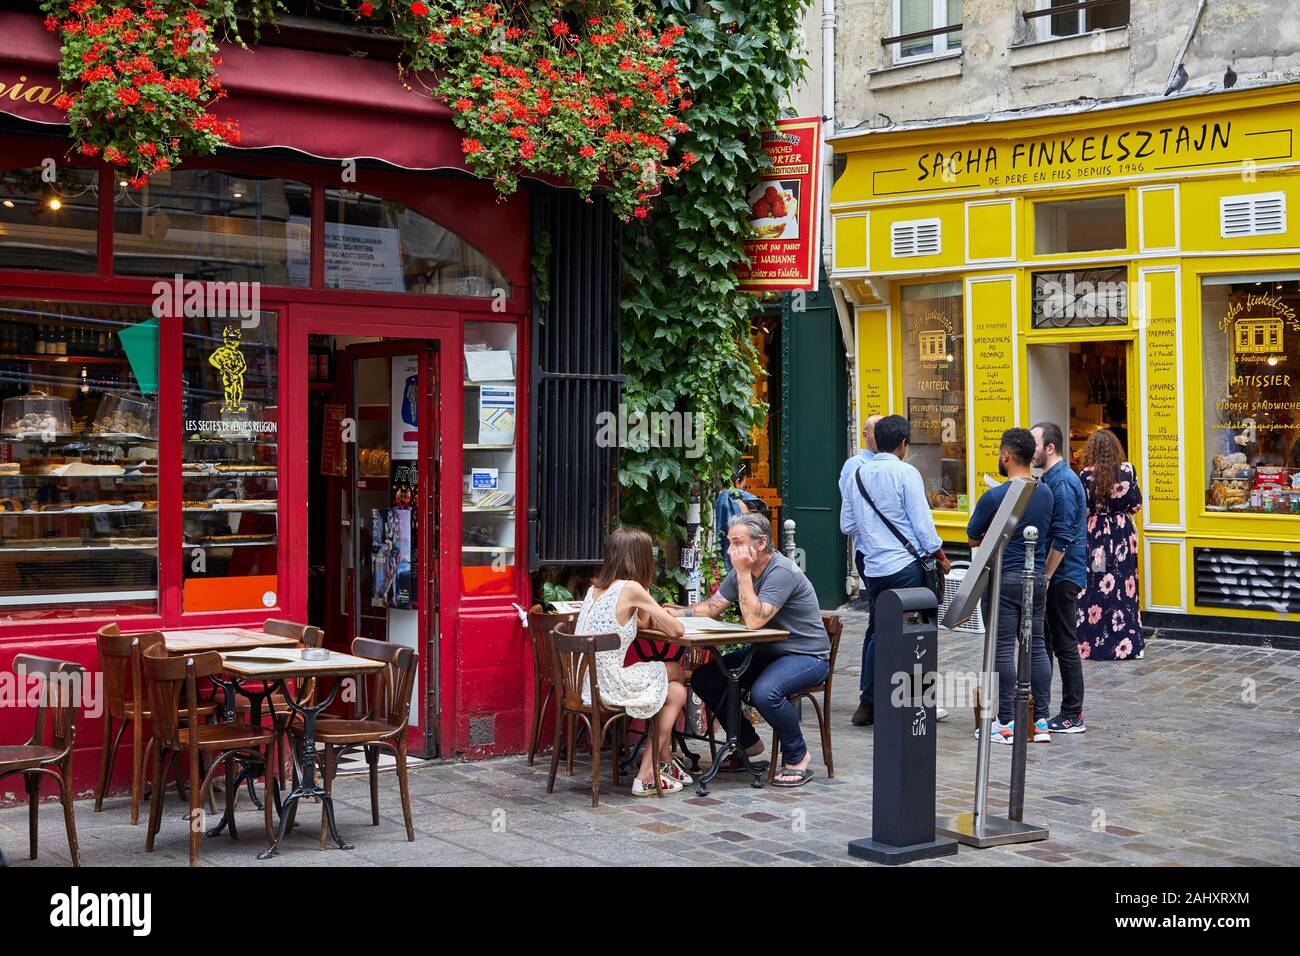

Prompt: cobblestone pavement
[{"left": 5, "top": 604, "right": 1298, "bottom": 867}]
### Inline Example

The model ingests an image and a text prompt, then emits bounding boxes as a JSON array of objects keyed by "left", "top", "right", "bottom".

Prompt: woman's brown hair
[
  {"left": 591, "top": 526, "right": 655, "bottom": 590},
  {"left": 1081, "top": 429, "right": 1124, "bottom": 508}
]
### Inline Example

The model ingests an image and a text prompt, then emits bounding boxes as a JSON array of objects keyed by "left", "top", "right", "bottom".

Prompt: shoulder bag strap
[{"left": 854, "top": 467, "right": 924, "bottom": 561}]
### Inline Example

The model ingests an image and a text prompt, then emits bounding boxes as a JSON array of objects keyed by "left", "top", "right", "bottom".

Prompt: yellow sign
[
  {"left": 209, "top": 326, "right": 248, "bottom": 414},
  {"left": 834, "top": 94, "right": 1299, "bottom": 202}
]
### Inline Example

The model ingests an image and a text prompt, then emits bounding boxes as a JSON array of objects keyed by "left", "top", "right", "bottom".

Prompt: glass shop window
[
  {"left": 323, "top": 189, "right": 511, "bottom": 297},
  {"left": 1201, "top": 275, "right": 1300, "bottom": 516},
  {"left": 181, "top": 314, "right": 280, "bottom": 612},
  {"left": 900, "top": 281, "right": 968, "bottom": 511},
  {"left": 1034, "top": 195, "right": 1127, "bottom": 255},
  {"left": 0, "top": 300, "right": 159, "bottom": 621},
  {"left": 0, "top": 166, "right": 99, "bottom": 274},
  {"left": 113, "top": 170, "right": 311, "bottom": 285}
]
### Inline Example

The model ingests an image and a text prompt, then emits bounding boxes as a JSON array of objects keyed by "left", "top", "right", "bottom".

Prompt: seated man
[{"left": 669, "top": 512, "right": 830, "bottom": 788}]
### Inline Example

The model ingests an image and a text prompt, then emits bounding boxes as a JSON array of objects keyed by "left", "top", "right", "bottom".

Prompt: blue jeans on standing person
[
  {"left": 982, "top": 573, "right": 1051, "bottom": 724},
  {"left": 691, "top": 644, "right": 830, "bottom": 766},
  {"left": 859, "top": 558, "right": 925, "bottom": 708}
]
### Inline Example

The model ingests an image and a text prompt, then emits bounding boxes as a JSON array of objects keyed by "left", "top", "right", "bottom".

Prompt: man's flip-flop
[{"left": 770, "top": 767, "right": 814, "bottom": 788}]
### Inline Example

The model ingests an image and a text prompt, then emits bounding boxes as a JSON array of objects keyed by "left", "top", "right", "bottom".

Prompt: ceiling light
[
  {"left": 1, "top": 199, "right": 13, "bottom": 209},
  {"left": 47, "top": 198, "right": 62, "bottom": 211}
]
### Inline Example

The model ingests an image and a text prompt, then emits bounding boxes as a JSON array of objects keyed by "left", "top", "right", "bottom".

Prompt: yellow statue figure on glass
[{"left": 210, "top": 325, "right": 248, "bottom": 414}]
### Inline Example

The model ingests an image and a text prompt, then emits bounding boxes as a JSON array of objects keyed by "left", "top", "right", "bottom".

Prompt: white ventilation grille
[
  {"left": 1220, "top": 193, "right": 1286, "bottom": 238},
  {"left": 891, "top": 218, "right": 942, "bottom": 257}
]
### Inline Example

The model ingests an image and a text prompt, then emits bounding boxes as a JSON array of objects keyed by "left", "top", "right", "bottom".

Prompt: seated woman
[{"left": 576, "top": 527, "right": 691, "bottom": 795}]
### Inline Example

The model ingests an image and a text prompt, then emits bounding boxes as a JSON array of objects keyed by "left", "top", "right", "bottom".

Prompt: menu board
[
  {"left": 968, "top": 279, "right": 1017, "bottom": 502},
  {"left": 856, "top": 310, "right": 890, "bottom": 422},
  {"left": 1140, "top": 269, "right": 1182, "bottom": 527}
]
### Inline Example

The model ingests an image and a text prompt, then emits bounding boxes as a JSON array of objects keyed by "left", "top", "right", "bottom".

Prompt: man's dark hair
[
  {"left": 1001, "top": 427, "right": 1037, "bottom": 466},
  {"left": 1033, "top": 421, "right": 1065, "bottom": 458},
  {"left": 875, "top": 415, "right": 911, "bottom": 454}
]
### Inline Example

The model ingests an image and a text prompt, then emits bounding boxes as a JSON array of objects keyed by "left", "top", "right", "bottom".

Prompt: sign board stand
[
  {"left": 935, "top": 478, "right": 1049, "bottom": 848},
  {"left": 848, "top": 588, "right": 958, "bottom": 864}
]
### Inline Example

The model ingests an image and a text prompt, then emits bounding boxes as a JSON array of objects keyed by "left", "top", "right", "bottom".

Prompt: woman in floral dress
[{"left": 1076, "top": 429, "right": 1144, "bottom": 660}]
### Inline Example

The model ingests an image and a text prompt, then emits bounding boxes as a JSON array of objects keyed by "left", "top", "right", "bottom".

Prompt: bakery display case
[
  {"left": 181, "top": 316, "right": 280, "bottom": 613},
  {"left": 0, "top": 301, "right": 160, "bottom": 618},
  {"left": 462, "top": 320, "right": 518, "bottom": 596}
]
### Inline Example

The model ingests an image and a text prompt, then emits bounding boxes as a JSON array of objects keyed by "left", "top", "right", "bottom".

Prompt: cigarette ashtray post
[{"left": 301, "top": 647, "right": 330, "bottom": 661}]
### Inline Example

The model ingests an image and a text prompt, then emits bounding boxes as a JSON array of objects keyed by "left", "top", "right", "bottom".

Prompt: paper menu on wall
[
  {"left": 478, "top": 385, "right": 516, "bottom": 445},
  {"left": 464, "top": 350, "right": 515, "bottom": 382}
]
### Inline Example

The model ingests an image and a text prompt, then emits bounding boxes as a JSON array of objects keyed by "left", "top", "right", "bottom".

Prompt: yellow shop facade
[{"left": 830, "top": 82, "right": 1300, "bottom": 649}]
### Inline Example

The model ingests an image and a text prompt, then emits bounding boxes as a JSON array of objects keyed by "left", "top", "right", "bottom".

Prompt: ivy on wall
[{"left": 618, "top": 0, "right": 809, "bottom": 558}]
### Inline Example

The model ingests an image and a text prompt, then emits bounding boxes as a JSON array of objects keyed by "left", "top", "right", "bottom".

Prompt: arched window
[{"left": 323, "top": 188, "right": 511, "bottom": 297}]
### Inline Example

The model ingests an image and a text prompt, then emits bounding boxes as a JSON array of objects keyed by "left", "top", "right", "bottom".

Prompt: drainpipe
[{"left": 820, "top": 0, "right": 836, "bottom": 279}]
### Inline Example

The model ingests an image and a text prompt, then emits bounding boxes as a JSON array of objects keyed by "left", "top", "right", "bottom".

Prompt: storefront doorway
[
  {"left": 306, "top": 333, "right": 441, "bottom": 757},
  {"left": 1028, "top": 340, "right": 1132, "bottom": 469}
]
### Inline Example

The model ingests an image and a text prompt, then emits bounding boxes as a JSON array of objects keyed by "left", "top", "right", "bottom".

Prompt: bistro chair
[
  {"left": 94, "top": 624, "right": 218, "bottom": 824},
  {"left": 0, "top": 655, "right": 84, "bottom": 866},
  {"left": 525, "top": 606, "right": 578, "bottom": 766},
  {"left": 548, "top": 626, "right": 662, "bottom": 806},
  {"left": 141, "top": 646, "right": 277, "bottom": 866},
  {"left": 311, "top": 638, "right": 419, "bottom": 848},
  {"left": 767, "top": 613, "right": 843, "bottom": 781}
]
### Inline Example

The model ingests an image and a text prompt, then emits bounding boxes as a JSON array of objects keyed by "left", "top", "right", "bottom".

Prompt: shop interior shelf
[
  {"left": 463, "top": 443, "right": 515, "bottom": 450},
  {"left": 0, "top": 508, "right": 158, "bottom": 516},
  {"left": 462, "top": 506, "right": 514, "bottom": 513},
  {"left": 0, "top": 543, "right": 158, "bottom": 552},
  {"left": 3, "top": 433, "right": 157, "bottom": 444},
  {"left": 183, "top": 539, "right": 278, "bottom": 548},
  {"left": 182, "top": 470, "right": 278, "bottom": 478},
  {"left": 1, "top": 473, "right": 158, "bottom": 481},
  {"left": 3, "top": 354, "right": 132, "bottom": 365}
]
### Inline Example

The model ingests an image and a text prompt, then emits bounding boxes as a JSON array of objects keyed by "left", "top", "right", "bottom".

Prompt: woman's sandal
[
  {"left": 770, "top": 766, "right": 814, "bottom": 788},
  {"left": 661, "top": 760, "right": 693, "bottom": 785}
]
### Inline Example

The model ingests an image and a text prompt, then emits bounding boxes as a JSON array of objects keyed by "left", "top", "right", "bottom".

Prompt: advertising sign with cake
[{"left": 737, "top": 117, "right": 822, "bottom": 293}]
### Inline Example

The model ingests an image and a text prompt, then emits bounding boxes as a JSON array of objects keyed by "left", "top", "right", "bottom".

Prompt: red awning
[{"left": 0, "top": 11, "right": 469, "bottom": 172}]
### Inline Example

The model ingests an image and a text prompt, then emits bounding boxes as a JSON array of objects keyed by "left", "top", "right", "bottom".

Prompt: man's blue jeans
[
  {"left": 859, "top": 558, "right": 925, "bottom": 707},
  {"left": 692, "top": 645, "right": 830, "bottom": 766}
]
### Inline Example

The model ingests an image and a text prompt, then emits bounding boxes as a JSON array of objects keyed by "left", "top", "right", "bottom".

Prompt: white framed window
[
  {"left": 892, "top": 0, "right": 963, "bottom": 63},
  {"left": 1034, "top": 0, "right": 1129, "bottom": 42}
]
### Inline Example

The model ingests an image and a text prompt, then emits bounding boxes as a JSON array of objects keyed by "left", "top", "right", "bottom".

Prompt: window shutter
[
  {"left": 898, "top": 0, "right": 934, "bottom": 57},
  {"left": 1220, "top": 193, "right": 1287, "bottom": 238},
  {"left": 891, "top": 218, "right": 942, "bottom": 257}
]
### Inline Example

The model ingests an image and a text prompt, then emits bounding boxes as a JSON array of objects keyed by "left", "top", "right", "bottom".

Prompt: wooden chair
[
  {"left": 767, "top": 613, "right": 844, "bottom": 781},
  {"left": 312, "top": 638, "right": 419, "bottom": 848},
  {"left": 0, "top": 655, "right": 84, "bottom": 866},
  {"left": 547, "top": 626, "right": 661, "bottom": 806},
  {"left": 142, "top": 646, "right": 276, "bottom": 866},
  {"left": 525, "top": 607, "right": 577, "bottom": 766},
  {"left": 94, "top": 624, "right": 218, "bottom": 824}
]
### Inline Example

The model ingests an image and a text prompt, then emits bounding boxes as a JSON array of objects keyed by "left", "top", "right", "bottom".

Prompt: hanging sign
[{"left": 737, "top": 116, "right": 823, "bottom": 293}]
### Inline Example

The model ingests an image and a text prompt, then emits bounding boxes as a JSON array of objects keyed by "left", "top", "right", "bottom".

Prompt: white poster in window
[
  {"left": 391, "top": 355, "right": 419, "bottom": 460},
  {"left": 286, "top": 215, "right": 406, "bottom": 292},
  {"left": 478, "top": 385, "right": 516, "bottom": 445},
  {"left": 464, "top": 350, "right": 515, "bottom": 382}
]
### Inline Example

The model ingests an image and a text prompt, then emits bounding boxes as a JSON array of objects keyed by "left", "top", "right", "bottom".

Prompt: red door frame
[
  {"left": 284, "top": 308, "right": 458, "bottom": 756},
  {"left": 317, "top": 335, "right": 440, "bottom": 755}
]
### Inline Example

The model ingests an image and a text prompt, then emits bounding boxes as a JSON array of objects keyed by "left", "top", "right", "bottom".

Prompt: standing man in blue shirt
[
  {"left": 967, "top": 428, "right": 1056, "bottom": 744},
  {"left": 1032, "top": 422, "right": 1088, "bottom": 734},
  {"left": 839, "top": 414, "right": 882, "bottom": 586},
  {"left": 846, "top": 415, "right": 950, "bottom": 727}
]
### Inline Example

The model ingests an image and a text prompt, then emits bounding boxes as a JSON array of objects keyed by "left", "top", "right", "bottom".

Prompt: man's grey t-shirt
[{"left": 719, "top": 551, "right": 829, "bottom": 659}]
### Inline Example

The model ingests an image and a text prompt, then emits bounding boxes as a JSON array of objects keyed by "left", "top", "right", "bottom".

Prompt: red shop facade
[{"left": 0, "top": 9, "right": 620, "bottom": 797}]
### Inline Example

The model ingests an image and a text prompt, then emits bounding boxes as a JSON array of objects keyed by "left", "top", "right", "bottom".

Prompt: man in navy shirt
[
  {"left": 966, "top": 428, "right": 1055, "bottom": 744},
  {"left": 1032, "top": 422, "right": 1088, "bottom": 734}
]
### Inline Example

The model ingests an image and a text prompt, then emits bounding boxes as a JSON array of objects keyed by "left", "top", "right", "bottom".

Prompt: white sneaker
[
  {"left": 936, "top": 707, "right": 950, "bottom": 721},
  {"left": 632, "top": 774, "right": 682, "bottom": 797},
  {"left": 975, "top": 719, "right": 1015, "bottom": 745}
]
